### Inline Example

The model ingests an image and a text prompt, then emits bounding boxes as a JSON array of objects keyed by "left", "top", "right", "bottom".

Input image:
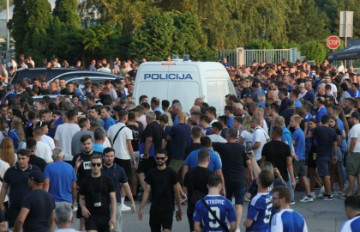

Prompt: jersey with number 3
[
  {"left": 246, "top": 192, "right": 272, "bottom": 232},
  {"left": 193, "top": 195, "right": 236, "bottom": 232}
]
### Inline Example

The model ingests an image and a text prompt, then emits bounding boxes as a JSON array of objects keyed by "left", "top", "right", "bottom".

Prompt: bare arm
[
  {"left": 54, "top": 140, "right": 59, "bottom": 147},
  {"left": 72, "top": 182, "right": 77, "bottom": 209},
  {"left": 244, "top": 218, "right": 253, "bottom": 228},
  {"left": 348, "top": 138, "right": 357, "bottom": 154},
  {"left": 286, "top": 156, "right": 296, "bottom": 188},
  {"left": 252, "top": 142, "right": 260, "bottom": 150},
  {"left": 194, "top": 221, "right": 202, "bottom": 232},
  {"left": 126, "top": 139, "right": 136, "bottom": 167},
  {"left": 109, "top": 192, "right": 117, "bottom": 226},
  {"left": 215, "top": 169, "right": 226, "bottom": 196},
  {"left": 123, "top": 182, "right": 136, "bottom": 213},
  {"left": 181, "top": 165, "right": 189, "bottom": 181},
  {"left": 0, "top": 183, "right": 8, "bottom": 213},
  {"left": 43, "top": 178, "right": 50, "bottom": 192},
  {"left": 13, "top": 208, "right": 29, "bottom": 232},
  {"left": 138, "top": 183, "right": 151, "bottom": 220},
  {"left": 79, "top": 195, "right": 91, "bottom": 219}
]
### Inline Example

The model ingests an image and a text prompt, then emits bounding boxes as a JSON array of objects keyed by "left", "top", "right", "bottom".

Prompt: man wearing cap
[
  {"left": 0, "top": 150, "right": 40, "bottom": 230},
  {"left": 13, "top": 171, "right": 55, "bottom": 232},
  {"left": 346, "top": 111, "right": 360, "bottom": 197}
]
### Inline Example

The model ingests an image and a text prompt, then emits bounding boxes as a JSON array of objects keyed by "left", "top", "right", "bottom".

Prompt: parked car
[
  {"left": 48, "top": 71, "right": 121, "bottom": 85},
  {"left": 63, "top": 75, "right": 118, "bottom": 89},
  {"left": 9, "top": 68, "right": 80, "bottom": 84}
]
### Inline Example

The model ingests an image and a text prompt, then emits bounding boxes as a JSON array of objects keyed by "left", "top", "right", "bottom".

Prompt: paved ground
[{"left": 72, "top": 189, "right": 348, "bottom": 232}]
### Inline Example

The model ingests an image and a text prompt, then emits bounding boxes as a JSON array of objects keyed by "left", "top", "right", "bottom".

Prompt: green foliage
[
  {"left": 300, "top": 40, "right": 327, "bottom": 65},
  {"left": 8, "top": 0, "right": 27, "bottom": 54},
  {"left": 53, "top": 0, "right": 80, "bottom": 31},
  {"left": 130, "top": 12, "right": 176, "bottom": 61},
  {"left": 245, "top": 39, "right": 273, "bottom": 49}
]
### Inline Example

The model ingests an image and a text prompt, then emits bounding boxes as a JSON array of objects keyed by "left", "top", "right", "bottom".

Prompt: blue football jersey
[
  {"left": 340, "top": 216, "right": 360, "bottom": 232},
  {"left": 193, "top": 195, "right": 236, "bottom": 232},
  {"left": 271, "top": 209, "right": 308, "bottom": 232},
  {"left": 246, "top": 192, "right": 272, "bottom": 232}
]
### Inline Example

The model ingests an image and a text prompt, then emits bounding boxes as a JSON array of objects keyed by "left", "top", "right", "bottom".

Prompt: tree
[
  {"left": 301, "top": 40, "right": 327, "bottom": 65},
  {"left": 53, "top": 0, "right": 80, "bottom": 31},
  {"left": 22, "top": 0, "right": 53, "bottom": 63},
  {"left": 130, "top": 12, "right": 176, "bottom": 60},
  {"left": 172, "top": 12, "right": 208, "bottom": 60},
  {"left": 8, "top": 0, "right": 27, "bottom": 55},
  {"left": 287, "top": 0, "right": 329, "bottom": 43}
]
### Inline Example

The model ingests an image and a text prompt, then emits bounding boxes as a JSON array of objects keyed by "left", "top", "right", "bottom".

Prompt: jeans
[{"left": 286, "top": 172, "right": 295, "bottom": 202}]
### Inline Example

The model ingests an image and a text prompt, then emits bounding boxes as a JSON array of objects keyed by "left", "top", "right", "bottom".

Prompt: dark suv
[{"left": 9, "top": 68, "right": 80, "bottom": 84}]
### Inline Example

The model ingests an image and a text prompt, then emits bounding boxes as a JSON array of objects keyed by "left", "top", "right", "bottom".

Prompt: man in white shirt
[
  {"left": 250, "top": 117, "right": 269, "bottom": 161},
  {"left": 54, "top": 109, "right": 80, "bottom": 162},
  {"left": 346, "top": 111, "right": 360, "bottom": 197},
  {"left": 33, "top": 126, "right": 53, "bottom": 163}
]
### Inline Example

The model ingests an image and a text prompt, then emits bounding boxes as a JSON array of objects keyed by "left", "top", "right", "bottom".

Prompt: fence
[{"left": 219, "top": 48, "right": 303, "bottom": 67}]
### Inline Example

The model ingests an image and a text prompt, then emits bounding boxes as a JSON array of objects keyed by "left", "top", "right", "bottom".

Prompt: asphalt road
[{"left": 71, "top": 189, "right": 348, "bottom": 232}]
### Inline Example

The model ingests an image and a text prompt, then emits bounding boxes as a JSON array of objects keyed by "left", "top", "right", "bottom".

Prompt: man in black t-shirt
[
  {"left": 261, "top": 126, "right": 296, "bottom": 203},
  {"left": 137, "top": 111, "right": 163, "bottom": 195},
  {"left": 79, "top": 154, "right": 116, "bottom": 232},
  {"left": 72, "top": 134, "right": 102, "bottom": 231},
  {"left": 138, "top": 149, "right": 182, "bottom": 232},
  {"left": 0, "top": 150, "right": 39, "bottom": 230},
  {"left": 13, "top": 171, "right": 55, "bottom": 232},
  {"left": 213, "top": 128, "right": 252, "bottom": 231},
  {"left": 183, "top": 149, "right": 212, "bottom": 231}
]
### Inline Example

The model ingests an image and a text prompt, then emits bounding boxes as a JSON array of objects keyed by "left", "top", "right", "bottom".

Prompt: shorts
[
  {"left": 225, "top": 180, "right": 246, "bottom": 205},
  {"left": 85, "top": 213, "right": 110, "bottom": 232},
  {"left": 169, "top": 159, "right": 183, "bottom": 173},
  {"left": 149, "top": 211, "right": 173, "bottom": 232},
  {"left": 293, "top": 160, "right": 307, "bottom": 177},
  {"left": 316, "top": 156, "right": 331, "bottom": 177},
  {"left": 115, "top": 158, "right": 132, "bottom": 183},
  {"left": 137, "top": 158, "right": 156, "bottom": 174},
  {"left": 307, "top": 150, "right": 316, "bottom": 168},
  {"left": 7, "top": 207, "right": 20, "bottom": 228},
  {"left": 346, "top": 152, "right": 360, "bottom": 176}
]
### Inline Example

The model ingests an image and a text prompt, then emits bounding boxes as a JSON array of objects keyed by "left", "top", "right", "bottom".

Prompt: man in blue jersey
[
  {"left": 193, "top": 174, "right": 237, "bottom": 232},
  {"left": 271, "top": 186, "right": 308, "bottom": 232},
  {"left": 340, "top": 196, "right": 360, "bottom": 232},
  {"left": 244, "top": 169, "right": 274, "bottom": 232}
]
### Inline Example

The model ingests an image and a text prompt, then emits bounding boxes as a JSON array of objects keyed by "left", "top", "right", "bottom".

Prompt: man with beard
[{"left": 138, "top": 149, "right": 182, "bottom": 232}]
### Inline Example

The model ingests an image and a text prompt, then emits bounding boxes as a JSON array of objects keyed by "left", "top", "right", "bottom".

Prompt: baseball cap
[
  {"left": 351, "top": 111, "right": 360, "bottom": 120},
  {"left": 29, "top": 171, "right": 44, "bottom": 183}
]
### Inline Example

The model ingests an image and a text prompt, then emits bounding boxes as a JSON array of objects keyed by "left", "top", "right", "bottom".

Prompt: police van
[{"left": 133, "top": 59, "right": 236, "bottom": 113}]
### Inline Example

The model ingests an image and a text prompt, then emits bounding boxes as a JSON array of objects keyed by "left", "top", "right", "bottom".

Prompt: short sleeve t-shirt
[
  {"left": 184, "top": 148, "right": 222, "bottom": 171},
  {"left": 140, "top": 121, "right": 163, "bottom": 155},
  {"left": 193, "top": 195, "right": 236, "bottom": 232},
  {"left": 102, "top": 164, "right": 128, "bottom": 203},
  {"left": 79, "top": 175, "right": 115, "bottom": 215},
  {"left": 145, "top": 167, "right": 178, "bottom": 213},
  {"left": 3, "top": 165, "right": 39, "bottom": 209},
  {"left": 348, "top": 124, "right": 360, "bottom": 153},
  {"left": 313, "top": 126, "right": 337, "bottom": 156},
  {"left": 246, "top": 192, "right": 272, "bottom": 232},
  {"left": 292, "top": 128, "right": 306, "bottom": 160},
  {"left": 22, "top": 189, "right": 55, "bottom": 232}
]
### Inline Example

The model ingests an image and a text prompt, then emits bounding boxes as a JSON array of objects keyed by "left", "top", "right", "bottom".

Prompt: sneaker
[
  {"left": 121, "top": 204, "right": 131, "bottom": 211},
  {"left": 290, "top": 201, "right": 296, "bottom": 205},
  {"left": 235, "top": 228, "right": 241, "bottom": 232},
  {"left": 311, "top": 192, "right": 316, "bottom": 198},
  {"left": 300, "top": 195, "right": 314, "bottom": 203},
  {"left": 320, "top": 194, "right": 334, "bottom": 200},
  {"left": 337, "top": 191, "right": 346, "bottom": 198}
]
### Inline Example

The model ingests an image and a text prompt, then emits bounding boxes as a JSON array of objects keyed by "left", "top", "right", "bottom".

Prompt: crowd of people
[{"left": 0, "top": 57, "right": 358, "bottom": 232}]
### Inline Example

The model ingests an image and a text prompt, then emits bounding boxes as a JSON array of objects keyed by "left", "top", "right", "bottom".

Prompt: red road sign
[{"left": 326, "top": 36, "right": 341, "bottom": 49}]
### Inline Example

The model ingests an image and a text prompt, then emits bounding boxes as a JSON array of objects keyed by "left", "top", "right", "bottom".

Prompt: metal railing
[{"left": 219, "top": 48, "right": 302, "bottom": 66}]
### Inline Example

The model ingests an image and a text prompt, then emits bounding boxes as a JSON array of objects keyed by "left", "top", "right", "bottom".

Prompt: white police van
[{"left": 133, "top": 58, "right": 236, "bottom": 113}]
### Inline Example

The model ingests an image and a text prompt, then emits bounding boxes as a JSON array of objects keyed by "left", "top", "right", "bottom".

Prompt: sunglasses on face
[
  {"left": 155, "top": 157, "right": 166, "bottom": 161},
  {"left": 91, "top": 163, "right": 102, "bottom": 167}
]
